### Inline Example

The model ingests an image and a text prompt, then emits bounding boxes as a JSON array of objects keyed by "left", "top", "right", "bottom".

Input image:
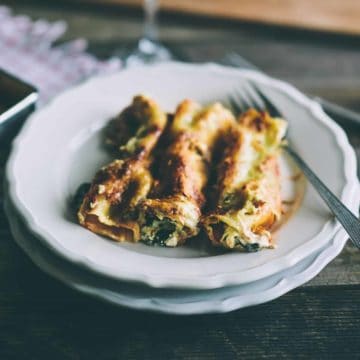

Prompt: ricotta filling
[
  {"left": 215, "top": 208, "right": 272, "bottom": 251},
  {"left": 140, "top": 200, "right": 199, "bottom": 247}
]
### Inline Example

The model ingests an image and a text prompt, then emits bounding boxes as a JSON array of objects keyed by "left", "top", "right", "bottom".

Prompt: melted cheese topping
[
  {"left": 203, "top": 109, "right": 287, "bottom": 251},
  {"left": 78, "top": 98, "right": 287, "bottom": 252},
  {"left": 140, "top": 197, "right": 200, "bottom": 247}
]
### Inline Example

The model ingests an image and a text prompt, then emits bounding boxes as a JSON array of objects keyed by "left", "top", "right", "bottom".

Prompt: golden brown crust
[
  {"left": 156, "top": 132, "right": 207, "bottom": 206},
  {"left": 243, "top": 156, "right": 281, "bottom": 241},
  {"left": 202, "top": 109, "right": 286, "bottom": 251},
  {"left": 213, "top": 126, "right": 244, "bottom": 208},
  {"left": 77, "top": 98, "right": 287, "bottom": 251},
  {"left": 78, "top": 95, "right": 167, "bottom": 242},
  {"left": 238, "top": 108, "right": 271, "bottom": 131},
  {"left": 81, "top": 214, "right": 138, "bottom": 243},
  {"left": 105, "top": 95, "right": 166, "bottom": 154},
  {"left": 138, "top": 100, "right": 236, "bottom": 246}
]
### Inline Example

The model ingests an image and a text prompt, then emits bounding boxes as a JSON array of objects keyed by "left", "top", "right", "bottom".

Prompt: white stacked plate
[{"left": 5, "top": 62, "right": 360, "bottom": 314}]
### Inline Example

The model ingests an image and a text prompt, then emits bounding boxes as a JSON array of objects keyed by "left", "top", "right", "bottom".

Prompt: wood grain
[
  {"left": 0, "top": 267, "right": 359, "bottom": 359},
  {"left": 75, "top": 0, "right": 360, "bottom": 36}
]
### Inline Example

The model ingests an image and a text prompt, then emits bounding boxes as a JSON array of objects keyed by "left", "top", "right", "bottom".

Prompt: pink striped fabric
[{"left": 0, "top": 6, "right": 121, "bottom": 106}]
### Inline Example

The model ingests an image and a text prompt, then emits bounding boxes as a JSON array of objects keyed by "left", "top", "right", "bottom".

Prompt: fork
[{"left": 229, "top": 84, "right": 360, "bottom": 249}]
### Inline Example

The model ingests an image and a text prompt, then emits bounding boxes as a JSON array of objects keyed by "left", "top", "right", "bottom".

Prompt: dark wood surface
[{"left": 1, "top": 1, "right": 360, "bottom": 358}]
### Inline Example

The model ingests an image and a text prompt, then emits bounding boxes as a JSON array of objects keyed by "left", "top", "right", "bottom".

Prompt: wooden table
[{"left": 1, "top": 1, "right": 360, "bottom": 358}]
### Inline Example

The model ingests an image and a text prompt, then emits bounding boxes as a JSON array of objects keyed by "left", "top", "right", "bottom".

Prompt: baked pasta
[
  {"left": 76, "top": 96, "right": 289, "bottom": 252},
  {"left": 138, "top": 100, "right": 236, "bottom": 247},
  {"left": 202, "top": 109, "right": 287, "bottom": 251},
  {"left": 77, "top": 95, "right": 167, "bottom": 242}
]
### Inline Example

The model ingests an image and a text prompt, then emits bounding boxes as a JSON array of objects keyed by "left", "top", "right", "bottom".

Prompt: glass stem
[{"left": 143, "top": 0, "right": 159, "bottom": 43}]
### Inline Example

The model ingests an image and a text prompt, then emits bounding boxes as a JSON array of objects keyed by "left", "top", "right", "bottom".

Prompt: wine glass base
[{"left": 118, "top": 38, "right": 174, "bottom": 67}]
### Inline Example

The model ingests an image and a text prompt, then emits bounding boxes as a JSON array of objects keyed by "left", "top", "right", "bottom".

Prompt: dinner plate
[
  {"left": 6, "top": 62, "right": 359, "bottom": 289},
  {"left": 4, "top": 194, "right": 351, "bottom": 315}
]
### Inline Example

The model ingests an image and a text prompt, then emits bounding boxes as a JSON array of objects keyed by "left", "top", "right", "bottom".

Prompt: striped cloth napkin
[{"left": 0, "top": 6, "right": 121, "bottom": 106}]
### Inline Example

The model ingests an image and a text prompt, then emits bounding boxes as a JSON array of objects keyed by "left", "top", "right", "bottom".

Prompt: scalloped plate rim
[{"left": 5, "top": 61, "right": 360, "bottom": 289}]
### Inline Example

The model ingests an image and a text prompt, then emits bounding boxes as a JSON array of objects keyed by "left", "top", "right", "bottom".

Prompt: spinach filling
[
  {"left": 141, "top": 214, "right": 177, "bottom": 247},
  {"left": 234, "top": 236, "right": 260, "bottom": 252},
  {"left": 72, "top": 183, "right": 91, "bottom": 212}
]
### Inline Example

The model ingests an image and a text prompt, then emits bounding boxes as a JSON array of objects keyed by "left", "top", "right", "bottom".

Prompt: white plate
[
  {"left": 6, "top": 62, "right": 359, "bottom": 289},
  {"left": 4, "top": 194, "right": 352, "bottom": 314}
]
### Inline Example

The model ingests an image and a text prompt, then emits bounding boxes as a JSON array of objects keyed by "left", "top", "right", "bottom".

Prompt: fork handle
[{"left": 284, "top": 145, "right": 360, "bottom": 248}]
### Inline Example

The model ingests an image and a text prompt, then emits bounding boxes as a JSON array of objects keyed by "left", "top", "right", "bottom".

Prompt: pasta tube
[
  {"left": 202, "top": 109, "right": 287, "bottom": 251},
  {"left": 138, "top": 100, "right": 236, "bottom": 247},
  {"left": 78, "top": 95, "right": 167, "bottom": 242}
]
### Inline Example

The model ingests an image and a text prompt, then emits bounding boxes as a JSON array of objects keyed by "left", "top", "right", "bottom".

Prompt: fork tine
[
  {"left": 250, "top": 83, "right": 282, "bottom": 117},
  {"left": 228, "top": 96, "right": 243, "bottom": 114},
  {"left": 228, "top": 82, "right": 282, "bottom": 118},
  {"left": 230, "top": 83, "right": 261, "bottom": 115},
  {"left": 242, "top": 86, "right": 264, "bottom": 110},
  {"left": 229, "top": 91, "right": 249, "bottom": 115}
]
